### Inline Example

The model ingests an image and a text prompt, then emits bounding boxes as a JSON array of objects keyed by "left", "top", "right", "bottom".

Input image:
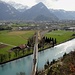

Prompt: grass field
[
  {"left": 45, "top": 30, "right": 75, "bottom": 44},
  {"left": 0, "top": 30, "right": 35, "bottom": 53}
]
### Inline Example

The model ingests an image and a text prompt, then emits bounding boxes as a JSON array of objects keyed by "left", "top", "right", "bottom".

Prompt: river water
[{"left": 0, "top": 39, "right": 75, "bottom": 75}]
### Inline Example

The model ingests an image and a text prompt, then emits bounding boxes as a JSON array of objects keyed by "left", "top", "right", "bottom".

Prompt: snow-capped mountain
[
  {"left": 21, "top": 2, "right": 58, "bottom": 21},
  {"left": 0, "top": 1, "right": 20, "bottom": 20},
  {"left": 0, "top": 0, "right": 75, "bottom": 21},
  {"left": 7, "top": 1, "right": 29, "bottom": 12},
  {"left": 50, "top": 9, "right": 75, "bottom": 20}
]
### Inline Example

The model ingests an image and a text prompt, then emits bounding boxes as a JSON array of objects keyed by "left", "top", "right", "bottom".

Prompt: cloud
[
  {"left": 35, "top": 0, "right": 59, "bottom": 3},
  {"left": 52, "top": 0, "right": 59, "bottom": 1},
  {"left": 35, "top": 0, "right": 59, "bottom": 8},
  {"left": 35, "top": 0, "right": 46, "bottom": 4}
]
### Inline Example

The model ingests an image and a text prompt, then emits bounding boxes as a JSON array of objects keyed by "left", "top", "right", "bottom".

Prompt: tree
[
  {"left": 50, "top": 59, "right": 56, "bottom": 65},
  {"left": 54, "top": 38, "right": 57, "bottom": 44},
  {"left": 22, "top": 49, "right": 25, "bottom": 55},
  {"left": 0, "top": 54, "right": 3, "bottom": 62},
  {"left": 0, "top": 54, "right": 7, "bottom": 63},
  {"left": 47, "top": 60, "right": 49, "bottom": 65},
  {"left": 45, "top": 37, "right": 48, "bottom": 43},
  {"left": 51, "top": 38, "right": 53, "bottom": 41},
  {"left": 27, "top": 47, "right": 31, "bottom": 52},
  {"left": 52, "top": 40, "right": 55, "bottom": 47},
  {"left": 14, "top": 50, "right": 18, "bottom": 57},
  {"left": 8, "top": 52, "right": 11, "bottom": 60}
]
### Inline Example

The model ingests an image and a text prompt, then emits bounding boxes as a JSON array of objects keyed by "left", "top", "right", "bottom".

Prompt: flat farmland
[
  {"left": 0, "top": 30, "right": 35, "bottom": 53},
  {"left": 45, "top": 30, "right": 75, "bottom": 44}
]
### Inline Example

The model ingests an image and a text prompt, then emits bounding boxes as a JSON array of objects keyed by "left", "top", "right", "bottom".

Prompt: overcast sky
[{"left": 1, "top": 0, "right": 75, "bottom": 11}]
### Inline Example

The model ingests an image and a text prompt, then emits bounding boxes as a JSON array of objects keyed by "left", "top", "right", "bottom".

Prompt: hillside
[
  {"left": 50, "top": 9, "right": 75, "bottom": 20},
  {"left": 0, "top": 1, "right": 19, "bottom": 20},
  {"left": 21, "top": 2, "right": 58, "bottom": 21}
]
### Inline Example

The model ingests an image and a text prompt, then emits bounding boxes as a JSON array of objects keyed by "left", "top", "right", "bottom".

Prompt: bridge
[
  {"left": 32, "top": 30, "right": 49, "bottom": 75},
  {"left": 32, "top": 31, "right": 38, "bottom": 75}
]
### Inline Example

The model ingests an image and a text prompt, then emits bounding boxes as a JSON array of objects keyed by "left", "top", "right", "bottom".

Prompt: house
[{"left": 10, "top": 44, "right": 27, "bottom": 51}]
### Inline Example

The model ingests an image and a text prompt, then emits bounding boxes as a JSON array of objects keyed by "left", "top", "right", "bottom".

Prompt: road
[
  {"left": 32, "top": 30, "right": 49, "bottom": 75},
  {"left": 32, "top": 31, "right": 38, "bottom": 75}
]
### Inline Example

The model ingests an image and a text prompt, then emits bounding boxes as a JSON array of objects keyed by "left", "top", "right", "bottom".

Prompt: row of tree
[
  {"left": 27, "top": 36, "right": 57, "bottom": 49},
  {"left": 0, "top": 26, "right": 12, "bottom": 30},
  {"left": 43, "top": 37, "right": 57, "bottom": 44},
  {"left": 0, "top": 52, "right": 11, "bottom": 63},
  {"left": 0, "top": 36, "right": 57, "bottom": 63}
]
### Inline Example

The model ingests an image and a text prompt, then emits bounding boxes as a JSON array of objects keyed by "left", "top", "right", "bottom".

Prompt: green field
[
  {"left": 0, "top": 30, "right": 35, "bottom": 53},
  {"left": 0, "top": 30, "right": 75, "bottom": 53},
  {"left": 45, "top": 30, "right": 75, "bottom": 44}
]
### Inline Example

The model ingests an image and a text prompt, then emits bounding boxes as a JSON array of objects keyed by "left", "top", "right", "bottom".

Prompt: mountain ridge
[
  {"left": 50, "top": 9, "right": 75, "bottom": 20},
  {"left": 21, "top": 2, "right": 58, "bottom": 21},
  {"left": 0, "top": 1, "right": 75, "bottom": 21},
  {"left": 0, "top": 1, "right": 20, "bottom": 20}
]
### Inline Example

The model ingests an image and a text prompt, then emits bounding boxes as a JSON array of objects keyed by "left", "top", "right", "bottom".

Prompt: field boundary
[{"left": 0, "top": 42, "right": 16, "bottom": 47}]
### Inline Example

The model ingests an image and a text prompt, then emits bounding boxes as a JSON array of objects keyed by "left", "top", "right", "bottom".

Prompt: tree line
[
  {"left": 27, "top": 36, "right": 57, "bottom": 49},
  {"left": 0, "top": 36, "right": 57, "bottom": 64}
]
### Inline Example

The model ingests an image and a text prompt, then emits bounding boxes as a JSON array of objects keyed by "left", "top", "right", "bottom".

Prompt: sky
[{"left": 1, "top": 0, "right": 75, "bottom": 11}]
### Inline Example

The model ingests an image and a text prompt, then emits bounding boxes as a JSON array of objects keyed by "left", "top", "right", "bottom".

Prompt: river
[{"left": 0, "top": 39, "right": 75, "bottom": 75}]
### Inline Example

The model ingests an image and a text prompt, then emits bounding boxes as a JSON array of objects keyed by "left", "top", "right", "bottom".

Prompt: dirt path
[
  {"left": 38, "top": 30, "right": 49, "bottom": 40},
  {"left": 0, "top": 42, "right": 16, "bottom": 47}
]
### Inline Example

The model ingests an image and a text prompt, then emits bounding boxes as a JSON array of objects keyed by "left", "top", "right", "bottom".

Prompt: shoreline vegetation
[
  {"left": 38, "top": 49, "right": 75, "bottom": 75},
  {"left": 0, "top": 30, "right": 75, "bottom": 65}
]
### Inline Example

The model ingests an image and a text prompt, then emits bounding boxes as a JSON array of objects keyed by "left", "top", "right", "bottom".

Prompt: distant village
[{"left": 0, "top": 20, "right": 75, "bottom": 31}]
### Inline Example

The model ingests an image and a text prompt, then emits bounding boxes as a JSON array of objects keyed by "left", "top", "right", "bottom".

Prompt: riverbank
[{"left": 38, "top": 50, "right": 75, "bottom": 75}]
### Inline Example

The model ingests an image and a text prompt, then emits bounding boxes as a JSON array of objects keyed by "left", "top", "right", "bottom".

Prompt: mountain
[
  {"left": 0, "top": 1, "right": 19, "bottom": 20},
  {"left": 7, "top": 1, "right": 29, "bottom": 12},
  {"left": 50, "top": 9, "right": 75, "bottom": 20},
  {"left": 0, "top": 1, "right": 58, "bottom": 21},
  {"left": 1, "top": 1, "right": 75, "bottom": 21},
  {"left": 21, "top": 2, "right": 58, "bottom": 21}
]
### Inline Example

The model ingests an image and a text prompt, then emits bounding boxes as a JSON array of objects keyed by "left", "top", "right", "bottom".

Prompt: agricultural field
[
  {"left": 0, "top": 30, "right": 75, "bottom": 54},
  {"left": 0, "top": 30, "right": 35, "bottom": 53},
  {"left": 45, "top": 30, "right": 75, "bottom": 44}
]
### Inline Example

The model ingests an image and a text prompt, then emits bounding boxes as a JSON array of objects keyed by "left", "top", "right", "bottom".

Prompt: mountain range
[
  {"left": 0, "top": 1, "right": 75, "bottom": 21},
  {"left": 0, "top": 1, "right": 20, "bottom": 20},
  {"left": 50, "top": 9, "right": 75, "bottom": 20},
  {"left": 7, "top": 1, "right": 29, "bottom": 12}
]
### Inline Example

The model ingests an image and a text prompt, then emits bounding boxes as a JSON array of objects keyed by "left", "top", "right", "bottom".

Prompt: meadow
[
  {"left": 45, "top": 30, "right": 75, "bottom": 44},
  {"left": 0, "top": 30, "right": 35, "bottom": 53},
  {"left": 0, "top": 30, "right": 75, "bottom": 54}
]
